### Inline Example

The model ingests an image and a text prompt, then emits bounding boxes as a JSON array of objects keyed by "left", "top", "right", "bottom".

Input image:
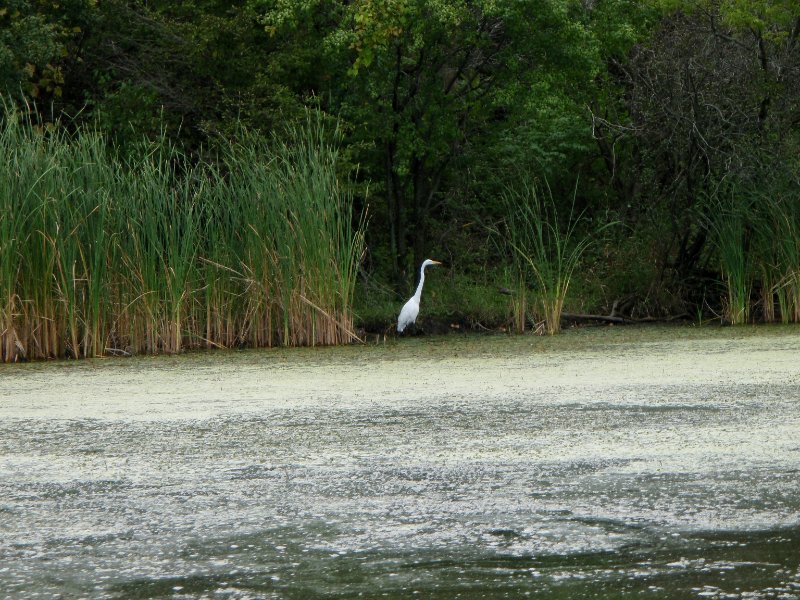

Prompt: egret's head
[{"left": 422, "top": 259, "right": 442, "bottom": 268}]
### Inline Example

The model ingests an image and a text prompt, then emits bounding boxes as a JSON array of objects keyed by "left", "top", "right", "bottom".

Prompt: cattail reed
[
  {"left": 497, "top": 178, "right": 609, "bottom": 335},
  {"left": 1, "top": 107, "right": 364, "bottom": 362},
  {"left": 705, "top": 182, "right": 800, "bottom": 325}
]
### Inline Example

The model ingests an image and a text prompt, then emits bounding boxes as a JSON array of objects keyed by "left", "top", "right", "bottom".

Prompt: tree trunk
[
  {"left": 411, "top": 156, "right": 427, "bottom": 286},
  {"left": 385, "top": 142, "right": 406, "bottom": 291}
]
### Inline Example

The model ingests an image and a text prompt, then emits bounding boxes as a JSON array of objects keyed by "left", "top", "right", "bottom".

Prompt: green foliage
[
  {"left": 0, "top": 105, "right": 365, "bottom": 361},
  {"left": 495, "top": 177, "right": 615, "bottom": 335},
  {"left": 702, "top": 170, "right": 800, "bottom": 326},
  {"left": 4, "top": 0, "right": 798, "bottom": 347},
  {"left": 0, "top": 0, "right": 96, "bottom": 101},
  {"left": 655, "top": 0, "right": 800, "bottom": 34},
  {"left": 751, "top": 179, "right": 800, "bottom": 324},
  {"left": 704, "top": 188, "right": 754, "bottom": 325},
  {"left": 254, "top": 0, "right": 615, "bottom": 289}
]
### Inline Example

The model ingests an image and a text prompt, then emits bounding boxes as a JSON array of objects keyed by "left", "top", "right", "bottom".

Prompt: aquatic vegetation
[
  {"left": 704, "top": 181, "right": 800, "bottom": 325},
  {"left": 497, "top": 178, "right": 613, "bottom": 335},
  {"left": 2, "top": 325, "right": 800, "bottom": 598},
  {"left": 761, "top": 192, "right": 800, "bottom": 324},
  {"left": 706, "top": 191, "right": 753, "bottom": 325},
  {"left": 0, "top": 109, "right": 364, "bottom": 361}
]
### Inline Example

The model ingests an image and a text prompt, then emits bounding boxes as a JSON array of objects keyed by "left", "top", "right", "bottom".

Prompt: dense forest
[{"left": 2, "top": 0, "right": 799, "bottom": 360}]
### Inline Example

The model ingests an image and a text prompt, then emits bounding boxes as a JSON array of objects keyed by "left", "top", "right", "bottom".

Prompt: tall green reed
[
  {"left": 1, "top": 114, "right": 119, "bottom": 359},
  {"left": 0, "top": 111, "right": 43, "bottom": 360},
  {"left": 755, "top": 190, "right": 800, "bottom": 324},
  {"left": 496, "top": 178, "right": 610, "bottom": 335},
  {"left": 703, "top": 177, "right": 800, "bottom": 325},
  {"left": 118, "top": 139, "right": 201, "bottom": 354},
  {"left": 206, "top": 113, "right": 365, "bottom": 348},
  {"left": 1, "top": 105, "right": 364, "bottom": 362},
  {"left": 705, "top": 188, "right": 753, "bottom": 325}
]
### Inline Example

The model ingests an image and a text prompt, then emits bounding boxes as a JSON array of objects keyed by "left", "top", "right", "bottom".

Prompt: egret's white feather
[{"left": 397, "top": 259, "right": 441, "bottom": 333}]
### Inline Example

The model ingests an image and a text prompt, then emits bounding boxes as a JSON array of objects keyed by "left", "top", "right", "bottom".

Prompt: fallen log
[
  {"left": 561, "top": 312, "right": 690, "bottom": 324},
  {"left": 561, "top": 312, "right": 635, "bottom": 324}
]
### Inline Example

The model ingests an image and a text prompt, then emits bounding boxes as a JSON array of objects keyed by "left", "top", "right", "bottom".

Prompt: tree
[
  {"left": 347, "top": 1, "right": 602, "bottom": 289},
  {"left": 70, "top": 0, "right": 297, "bottom": 150},
  {"left": 0, "top": 0, "right": 95, "bottom": 109},
  {"left": 592, "top": 0, "right": 800, "bottom": 298},
  {"left": 256, "top": 0, "right": 600, "bottom": 290},
  {"left": 1, "top": 0, "right": 320, "bottom": 150}
]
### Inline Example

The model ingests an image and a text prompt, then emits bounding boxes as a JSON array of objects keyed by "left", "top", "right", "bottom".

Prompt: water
[{"left": 2, "top": 325, "right": 800, "bottom": 598}]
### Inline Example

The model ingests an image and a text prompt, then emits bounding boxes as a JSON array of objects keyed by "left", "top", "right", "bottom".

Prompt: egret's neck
[{"left": 412, "top": 266, "right": 427, "bottom": 303}]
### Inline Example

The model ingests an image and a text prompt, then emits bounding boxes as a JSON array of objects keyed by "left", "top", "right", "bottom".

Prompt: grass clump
[
  {"left": 0, "top": 107, "right": 364, "bottom": 362},
  {"left": 493, "top": 177, "right": 613, "bottom": 335},
  {"left": 705, "top": 189, "right": 753, "bottom": 325},
  {"left": 703, "top": 177, "right": 800, "bottom": 326}
]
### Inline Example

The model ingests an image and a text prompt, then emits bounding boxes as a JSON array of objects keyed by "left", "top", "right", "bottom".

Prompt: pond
[{"left": 1, "top": 325, "right": 799, "bottom": 599}]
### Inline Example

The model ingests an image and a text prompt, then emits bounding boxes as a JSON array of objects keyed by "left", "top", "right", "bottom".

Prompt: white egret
[{"left": 397, "top": 259, "right": 442, "bottom": 333}]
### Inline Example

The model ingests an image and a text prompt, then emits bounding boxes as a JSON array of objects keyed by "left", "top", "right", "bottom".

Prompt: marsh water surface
[{"left": 1, "top": 326, "right": 800, "bottom": 598}]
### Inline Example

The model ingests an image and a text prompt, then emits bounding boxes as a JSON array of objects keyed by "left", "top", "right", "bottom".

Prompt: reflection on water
[
  {"left": 1, "top": 326, "right": 800, "bottom": 598},
  {"left": 98, "top": 528, "right": 800, "bottom": 599}
]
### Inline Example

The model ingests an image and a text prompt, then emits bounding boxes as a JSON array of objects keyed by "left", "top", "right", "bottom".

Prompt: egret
[{"left": 397, "top": 259, "right": 442, "bottom": 333}]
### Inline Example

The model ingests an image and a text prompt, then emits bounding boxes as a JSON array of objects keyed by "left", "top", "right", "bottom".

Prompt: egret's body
[{"left": 397, "top": 259, "right": 442, "bottom": 333}]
